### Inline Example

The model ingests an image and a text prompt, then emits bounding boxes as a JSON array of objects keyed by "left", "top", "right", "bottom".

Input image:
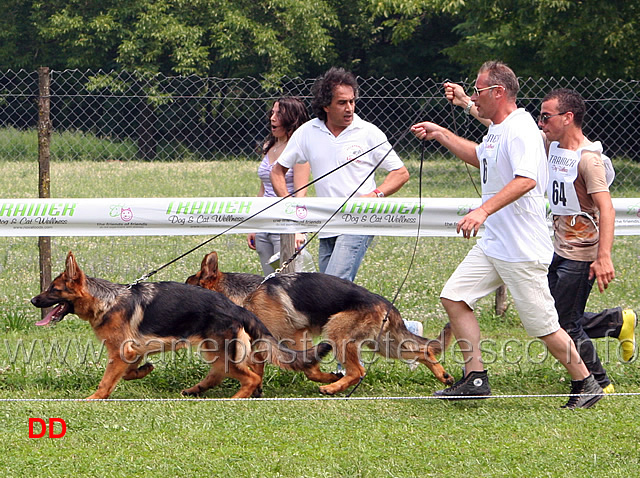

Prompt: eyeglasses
[
  {"left": 471, "top": 85, "right": 502, "bottom": 96},
  {"left": 538, "top": 112, "right": 568, "bottom": 124}
]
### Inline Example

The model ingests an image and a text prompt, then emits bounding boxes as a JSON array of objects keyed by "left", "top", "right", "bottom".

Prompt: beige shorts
[{"left": 440, "top": 244, "right": 559, "bottom": 337}]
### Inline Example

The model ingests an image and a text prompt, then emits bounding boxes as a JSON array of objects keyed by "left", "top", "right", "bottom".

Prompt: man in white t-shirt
[
  {"left": 271, "top": 67, "right": 410, "bottom": 283},
  {"left": 410, "top": 60, "right": 603, "bottom": 409},
  {"left": 446, "top": 82, "right": 636, "bottom": 378},
  {"left": 271, "top": 68, "right": 425, "bottom": 351}
]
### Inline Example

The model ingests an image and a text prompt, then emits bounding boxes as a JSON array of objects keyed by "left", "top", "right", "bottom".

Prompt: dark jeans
[
  {"left": 548, "top": 254, "right": 610, "bottom": 387},
  {"left": 583, "top": 307, "right": 623, "bottom": 339}
]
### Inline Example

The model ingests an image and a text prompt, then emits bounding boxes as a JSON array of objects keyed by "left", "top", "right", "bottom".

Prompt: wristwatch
[
  {"left": 463, "top": 100, "right": 474, "bottom": 115},
  {"left": 374, "top": 188, "right": 385, "bottom": 198}
]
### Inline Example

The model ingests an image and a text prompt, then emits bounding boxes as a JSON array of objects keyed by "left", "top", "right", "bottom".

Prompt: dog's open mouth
[{"left": 35, "top": 302, "right": 72, "bottom": 326}]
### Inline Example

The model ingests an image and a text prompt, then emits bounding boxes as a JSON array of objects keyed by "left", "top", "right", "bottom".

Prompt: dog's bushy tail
[
  {"left": 239, "top": 308, "right": 333, "bottom": 371},
  {"left": 432, "top": 322, "right": 453, "bottom": 356},
  {"left": 264, "top": 339, "right": 333, "bottom": 372},
  {"left": 414, "top": 322, "right": 452, "bottom": 357}
]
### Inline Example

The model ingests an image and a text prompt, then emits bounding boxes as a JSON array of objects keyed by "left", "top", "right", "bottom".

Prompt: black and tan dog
[
  {"left": 186, "top": 251, "right": 455, "bottom": 395},
  {"left": 30, "top": 251, "right": 331, "bottom": 399}
]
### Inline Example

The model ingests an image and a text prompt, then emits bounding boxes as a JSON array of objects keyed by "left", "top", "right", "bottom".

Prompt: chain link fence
[{"left": 1, "top": 69, "right": 639, "bottom": 195}]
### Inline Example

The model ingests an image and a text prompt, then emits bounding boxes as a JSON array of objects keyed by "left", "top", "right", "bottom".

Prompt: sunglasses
[
  {"left": 471, "top": 85, "right": 502, "bottom": 96},
  {"left": 538, "top": 112, "right": 568, "bottom": 123}
]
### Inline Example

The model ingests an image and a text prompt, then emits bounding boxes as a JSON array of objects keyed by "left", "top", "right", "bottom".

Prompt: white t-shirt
[
  {"left": 277, "top": 114, "right": 405, "bottom": 198},
  {"left": 475, "top": 108, "right": 553, "bottom": 263}
]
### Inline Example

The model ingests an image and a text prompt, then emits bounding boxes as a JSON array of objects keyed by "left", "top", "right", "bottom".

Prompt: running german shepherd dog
[
  {"left": 186, "top": 251, "right": 455, "bottom": 395},
  {"left": 30, "top": 251, "right": 331, "bottom": 399}
]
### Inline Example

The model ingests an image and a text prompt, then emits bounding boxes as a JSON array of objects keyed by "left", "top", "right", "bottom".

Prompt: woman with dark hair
[{"left": 248, "top": 97, "right": 311, "bottom": 275}]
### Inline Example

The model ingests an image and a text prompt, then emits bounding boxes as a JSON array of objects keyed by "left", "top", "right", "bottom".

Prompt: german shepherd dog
[
  {"left": 186, "top": 251, "right": 455, "bottom": 395},
  {"left": 30, "top": 252, "right": 331, "bottom": 399}
]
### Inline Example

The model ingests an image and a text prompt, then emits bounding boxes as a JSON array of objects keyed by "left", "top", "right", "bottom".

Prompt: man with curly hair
[{"left": 271, "top": 67, "right": 410, "bottom": 283}]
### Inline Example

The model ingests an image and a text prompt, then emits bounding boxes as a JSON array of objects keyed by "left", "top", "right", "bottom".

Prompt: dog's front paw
[
  {"left": 85, "top": 393, "right": 108, "bottom": 400},
  {"left": 251, "top": 385, "right": 263, "bottom": 398},
  {"left": 181, "top": 386, "right": 202, "bottom": 397},
  {"left": 443, "top": 372, "right": 455, "bottom": 386},
  {"left": 318, "top": 384, "right": 337, "bottom": 395}
]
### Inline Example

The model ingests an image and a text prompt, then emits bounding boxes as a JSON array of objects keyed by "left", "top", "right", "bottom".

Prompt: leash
[
  {"left": 127, "top": 139, "right": 391, "bottom": 287},
  {"left": 264, "top": 144, "right": 396, "bottom": 282},
  {"left": 130, "top": 80, "right": 470, "bottom": 286},
  {"left": 346, "top": 139, "right": 427, "bottom": 397},
  {"left": 447, "top": 80, "right": 481, "bottom": 199},
  {"left": 126, "top": 85, "right": 456, "bottom": 398},
  {"left": 347, "top": 81, "right": 480, "bottom": 396}
]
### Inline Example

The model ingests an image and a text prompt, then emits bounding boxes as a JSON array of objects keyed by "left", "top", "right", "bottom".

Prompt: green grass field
[{"left": 1, "top": 145, "right": 640, "bottom": 476}]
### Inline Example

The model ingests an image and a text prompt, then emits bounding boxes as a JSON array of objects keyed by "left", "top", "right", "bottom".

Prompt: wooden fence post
[
  {"left": 37, "top": 67, "right": 52, "bottom": 318},
  {"left": 279, "top": 234, "right": 296, "bottom": 273},
  {"left": 495, "top": 284, "right": 508, "bottom": 316}
]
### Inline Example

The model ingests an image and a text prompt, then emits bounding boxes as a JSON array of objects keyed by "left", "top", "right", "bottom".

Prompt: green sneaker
[{"left": 619, "top": 309, "right": 636, "bottom": 362}]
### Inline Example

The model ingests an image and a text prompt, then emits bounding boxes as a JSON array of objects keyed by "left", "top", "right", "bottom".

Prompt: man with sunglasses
[
  {"left": 411, "top": 60, "right": 603, "bottom": 408},
  {"left": 445, "top": 83, "right": 636, "bottom": 387},
  {"left": 539, "top": 88, "right": 620, "bottom": 393}
]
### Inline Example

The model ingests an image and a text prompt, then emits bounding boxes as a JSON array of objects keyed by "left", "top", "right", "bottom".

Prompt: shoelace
[
  {"left": 442, "top": 376, "right": 470, "bottom": 393},
  {"left": 562, "top": 381, "right": 588, "bottom": 408}
]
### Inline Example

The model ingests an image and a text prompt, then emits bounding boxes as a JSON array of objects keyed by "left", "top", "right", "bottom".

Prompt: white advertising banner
[{"left": 1, "top": 197, "right": 640, "bottom": 237}]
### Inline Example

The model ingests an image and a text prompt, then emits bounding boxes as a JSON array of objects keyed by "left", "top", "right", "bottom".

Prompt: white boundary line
[{"left": 1, "top": 393, "right": 639, "bottom": 402}]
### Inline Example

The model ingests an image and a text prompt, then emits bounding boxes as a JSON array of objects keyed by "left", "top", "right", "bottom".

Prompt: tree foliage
[
  {"left": 27, "top": 0, "right": 338, "bottom": 85},
  {"left": 1, "top": 0, "right": 639, "bottom": 81},
  {"left": 374, "top": 0, "right": 640, "bottom": 79}
]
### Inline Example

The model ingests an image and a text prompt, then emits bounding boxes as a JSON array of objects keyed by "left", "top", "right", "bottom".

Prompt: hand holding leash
[
  {"left": 443, "top": 82, "right": 471, "bottom": 108},
  {"left": 410, "top": 121, "right": 448, "bottom": 142}
]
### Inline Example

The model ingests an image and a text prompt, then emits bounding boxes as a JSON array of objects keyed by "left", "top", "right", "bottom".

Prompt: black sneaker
[
  {"left": 562, "top": 374, "right": 604, "bottom": 409},
  {"left": 434, "top": 370, "right": 491, "bottom": 400}
]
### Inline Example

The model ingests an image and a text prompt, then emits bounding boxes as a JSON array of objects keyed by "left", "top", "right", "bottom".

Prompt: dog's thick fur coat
[
  {"left": 187, "top": 251, "right": 454, "bottom": 395},
  {"left": 31, "top": 252, "right": 331, "bottom": 399}
]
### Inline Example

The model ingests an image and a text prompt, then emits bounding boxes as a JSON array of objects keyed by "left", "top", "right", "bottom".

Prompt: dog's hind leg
[
  {"left": 302, "top": 364, "right": 343, "bottom": 384},
  {"left": 182, "top": 366, "right": 225, "bottom": 397},
  {"left": 247, "top": 350, "right": 267, "bottom": 397},
  {"left": 228, "top": 329, "right": 263, "bottom": 398},
  {"left": 382, "top": 320, "right": 454, "bottom": 386},
  {"left": 227, "top": 362, "right": 263, "bottom": 399},
  {"left": 388, "top": 332, "right": 454, "bottom": 386},
  {"left": 122, "top": 361, "right": 154, "bottom": 381},
  {"left": 286, "top": 330, "right": 341, "bottom": 384},
  {"left": 318, "top": 340, "right": 364, "bottom": 395}
]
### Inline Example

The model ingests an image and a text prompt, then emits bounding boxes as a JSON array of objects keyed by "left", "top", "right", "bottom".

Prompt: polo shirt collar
[{"left": 313, "top": 113, "right": 365, "bottom": 135}]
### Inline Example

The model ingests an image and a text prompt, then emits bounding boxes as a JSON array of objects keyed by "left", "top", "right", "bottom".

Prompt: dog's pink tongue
[{"left": 35, "top": 305, "right": 62, "bottom": 326}]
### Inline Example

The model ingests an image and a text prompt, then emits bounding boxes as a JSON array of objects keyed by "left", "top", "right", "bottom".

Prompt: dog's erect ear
[
  {"left": 64, "top": 251, "right": 82, "bottom": 281},
  {"left": 202, "top": 251, "right": 220, "bottom": 278}
]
